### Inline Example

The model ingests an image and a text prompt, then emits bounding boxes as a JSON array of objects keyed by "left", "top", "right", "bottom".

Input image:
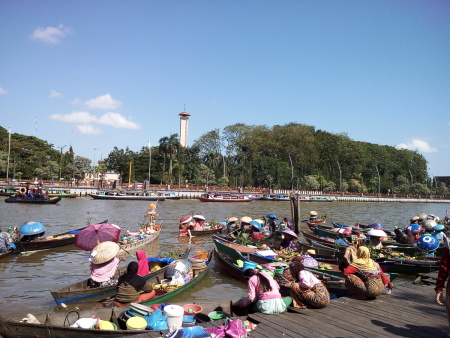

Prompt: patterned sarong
[
  {"left": 291, "top": 282, "right": 330, "bottom": 308},
  {"left": 345, "top": 274, "right": 384, "bottom": 298}
]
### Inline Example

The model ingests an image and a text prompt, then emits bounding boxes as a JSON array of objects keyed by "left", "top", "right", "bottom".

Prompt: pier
[{"left": 247, "top": 283, "right": 448, "bottom": 337}]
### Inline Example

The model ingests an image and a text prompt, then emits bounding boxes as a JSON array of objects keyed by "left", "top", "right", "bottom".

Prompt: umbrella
[
  {"left": 266, "top": 213, "right": 278, "bottom": 219},
  {"left": 19, "top": 221, "right": 46, "bottom": 235},
  {"left": 91, "top": 241, "right": 120, "bottom": 264},
  {"left": 75, "top": 222, "right": 121, "bottom": 251},
  {"left": 250, "top": 220, "right": 262, "bottom": 231}
]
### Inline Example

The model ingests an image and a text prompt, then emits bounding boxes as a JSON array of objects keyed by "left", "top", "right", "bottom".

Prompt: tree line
[{"left": 0, "top": 124, "right": 448, "bottom": 196}]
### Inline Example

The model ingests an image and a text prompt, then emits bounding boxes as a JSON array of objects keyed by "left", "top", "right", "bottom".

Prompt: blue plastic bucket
[{"left": 242, "top": 261, "right": 257, "bottom": 271}]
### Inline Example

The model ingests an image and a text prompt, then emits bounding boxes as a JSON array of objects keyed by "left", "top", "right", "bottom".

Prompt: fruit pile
[
  {"left": 152, "top": 282, "right": 183, "bottom": 295},
  {"left": 318, "top": 263, "right": 333, "bottom": 270}
]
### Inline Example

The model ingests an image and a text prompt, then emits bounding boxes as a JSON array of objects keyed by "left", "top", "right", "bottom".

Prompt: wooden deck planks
[{"left": 247, "top": 283, "right": 449, "bottom": 338}]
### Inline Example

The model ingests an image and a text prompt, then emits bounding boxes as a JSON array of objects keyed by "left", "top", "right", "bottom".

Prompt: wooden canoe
[
  {"left": 187, "top": 225, "right": 225, "bottom": 237},
  {"left": 51, "top": 249, "right": 190, "bottom": 305},
  {"left": 0, "top": 300, "right": 237, "bottom": 338},
  {"left": 0, "top": 249, "right": 14, "bottom": 259},
  {"left": 213, "top": 240, "right": 350, "bottom": 297},
  {"left": 117, "top": 227, "right": 161, "bottom": 256},
  {"left": 14, "top": 226, "right": 87, "bottom": 253}
]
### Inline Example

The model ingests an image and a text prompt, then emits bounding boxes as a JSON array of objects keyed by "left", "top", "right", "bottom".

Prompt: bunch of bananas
[{"left": 318, "top": 263, "right": 333, "bottom": 270}]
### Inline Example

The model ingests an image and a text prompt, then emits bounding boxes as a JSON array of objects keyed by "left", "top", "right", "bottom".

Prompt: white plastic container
[{"left": 163, "top": 304, "right": 184, "bottom": 331}]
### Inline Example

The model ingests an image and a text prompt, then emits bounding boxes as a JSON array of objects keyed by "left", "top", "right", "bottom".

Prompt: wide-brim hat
[
  {"left": 410, "top": 216, "right": 420, "bottom": 222},
  {"left": 193, "top": 215, "right": 206, "bottom": 221},
  {"left": 367, "top": 228, "right": 387, "bottom": 237},
  {"left": 309, "top": 211, "right": 318, "bottom": 216},
  {"left": 240, "top": 216, "right": 252, "bottom": 224},
  {"left": 91, "top": 241, "right": 120, "bottom": 264},
  {"left": 180, "top": 215, "right": 193, "bottom": 224},
  {"left": 227, "top": 217, "right": 238, "bottom": 223},
  {"left": 433, "top": 224, "right": 445, "bottom": 231},
  {"left": 422, "top": 219, "right": 437, "bottom": 231},
  {"left": 418, "top": 213, "right": 427, "bottom": 220},
  {"left": 370, "top": 223, "right": 384, "bottom": 229},
  {"left": 253, "top": 219, "right": 264, "bottom": 225},
  {"left": 282, "top": 229, "right": 298, "bottom": 239}
]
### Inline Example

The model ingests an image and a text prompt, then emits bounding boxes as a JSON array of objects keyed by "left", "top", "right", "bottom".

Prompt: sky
[{"left": 1, "top": 1, "right": 449, "bottom": 176}]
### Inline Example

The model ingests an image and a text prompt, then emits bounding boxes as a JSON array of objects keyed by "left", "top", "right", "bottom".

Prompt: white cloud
[
  {"left": 74, "top": 124, "right": 103, "bottom": 135},
  {"left": 0, "top": 87, "right": 8, "bottom": 95},
  {"left": 48, "top": 111, "right": 141, "bottom": 132},
  {"left": 84, "top": 94, "right": 122, "bottom": 110},
  {"left": 97, "top": 112, "right": 140, "bottom": 130},
  {"left": 31, "top": 24, "right": 72, "bottom": 44},
  {"left": 395, "top": 139, "right": 438, "bottom": 153},
  {"left": 49, "top": 111, "right": 97, "bottom": 124},
  {"left": 70, "top": 98, "right": 83, "bottom": 105},
  {"left": 49, "top": 90, "right": 62, "bottom": 98}
]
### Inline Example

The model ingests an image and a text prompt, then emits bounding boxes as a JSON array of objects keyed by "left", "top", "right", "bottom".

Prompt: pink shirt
[
  {"left": 298, "top": 270, "right": 321, "bottom": 289},
  {"left": 242, "top": 271, "right": 282, "bottom": 307},
  {"left": 90, "top": 257, "right": 120, "bottom": 282}
]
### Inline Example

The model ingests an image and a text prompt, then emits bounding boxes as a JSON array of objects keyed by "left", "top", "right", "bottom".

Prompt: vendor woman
[
  {"left": 340, "top": 246, "right": 393, "bottom": 299},
  {"left": 232, "top": 268, "right": 292, "bottom": 314},
  {"left": 289, "top": 256, "right": 330, "bottom": 308}
]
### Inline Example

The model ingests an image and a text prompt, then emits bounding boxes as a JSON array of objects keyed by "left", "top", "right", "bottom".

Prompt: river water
[{"left": 0, "top": 197, "right": 448, "bottom": 318}]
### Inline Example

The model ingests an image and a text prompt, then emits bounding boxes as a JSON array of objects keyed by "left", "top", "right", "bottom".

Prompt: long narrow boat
[
  {"left": 4, "top": 195, "right": 62, "bottom": 204},
  {"left": 186, "top": 225, "right": 225, "bottom": 237},
  {"left": 51, "top": 249, "right": 190, "bottom": 305},
  {"left": 89, "top": 193, "right": 165, "bottom": 201},
  {"left": 0, "top": 300, "right": 236, "bottom": 338},
  {"left": 117, "top": 227, "right": 162, "bottom": 256},
  {"left": 14, "top": 226, "right": 86, "bottom": 253},
  {"left": 213, "top": 240, "right": 350, "bottom": 296},
  {"left": 303, "top": 229, "right": 445, "bottom": 257},
  {"left": 197, "top": 193, "right": 252, "bottom": 202},
  {"left": 131, "top": 249, "right": 214, "bottom": 307},
  {"left": 0, "top": 249, "right": 14, "bottom": 259},
  {"left": 45, "top": 189, "right": 78, "bottom": 198}
]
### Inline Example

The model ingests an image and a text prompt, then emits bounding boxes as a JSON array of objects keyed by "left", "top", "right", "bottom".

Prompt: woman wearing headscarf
[
  {"left": 340, "top": 246, "right": 393, "bottom": 299},
  {"left": 136, "top": 250, "right": 149, "bottom": 276},
  {"left": 232, "top": 268, "right": 292, "bottom": 314},
  {"left": 288, "top": 256, "right": 330, "bottom": 308},
  {"left": 115, "top": 261, "right": 155, "bottom": 304}
]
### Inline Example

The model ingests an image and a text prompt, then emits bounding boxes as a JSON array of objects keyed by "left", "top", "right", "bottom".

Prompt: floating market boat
[
  {"left": 51, "top": 249, "right": 190, "bottom": 305},
  {"left": 14, "top": 222, "right": 86, "bottom": 253},
  {"left": 0, "top": 299, "right": 236, "bottom": 338},
  {"left": 197, "top": 193, "right": 252, "bottom": 202}
]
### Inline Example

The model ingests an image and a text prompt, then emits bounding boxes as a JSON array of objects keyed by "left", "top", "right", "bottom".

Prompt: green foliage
[{"left": 230, "top": 231, "right": 255, "bottom": 246}]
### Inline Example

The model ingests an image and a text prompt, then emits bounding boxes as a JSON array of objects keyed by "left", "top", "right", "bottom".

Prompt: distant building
[
  {"left": 435, "top": 176, "right": 450, "bottom": 186},
  {"left": 179, "top": 111, "right": 190, "bottom": 147}
]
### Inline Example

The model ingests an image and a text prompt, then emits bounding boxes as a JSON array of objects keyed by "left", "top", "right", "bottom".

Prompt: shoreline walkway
[{"left": 247, "top": 283, "right": 448, "bottom": 337}]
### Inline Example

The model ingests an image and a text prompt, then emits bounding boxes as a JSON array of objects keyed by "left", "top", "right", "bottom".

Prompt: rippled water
[{"left": 0, "top": 197, "right": 448, "bottom": 317}]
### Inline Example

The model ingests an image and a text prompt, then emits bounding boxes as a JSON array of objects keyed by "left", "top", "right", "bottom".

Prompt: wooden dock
[{"left": 247, "top": 283, "right": 449, "bottom": 337}]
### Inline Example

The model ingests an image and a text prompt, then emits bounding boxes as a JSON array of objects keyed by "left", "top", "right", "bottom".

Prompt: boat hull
[
  {"left": 89, "top": 194, "right": 165, "bottom": 201},
  {"left": 4, "top": 196, "right": 62, "bottom": 204},
  {"left": 51, "top": 249, "right": 189, "bottom": 305},
  {"left": 14, "top": 226, "right": 86, "bottom": 253}
]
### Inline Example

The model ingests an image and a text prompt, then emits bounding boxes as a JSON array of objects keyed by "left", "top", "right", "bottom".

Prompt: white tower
[{"left": 179, "top": 111, "right": 190, "bottom": 147}]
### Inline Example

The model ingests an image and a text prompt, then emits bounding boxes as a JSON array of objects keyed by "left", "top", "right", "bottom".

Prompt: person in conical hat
[{"left": 309, "top": 211, "right": 318, "bottom": 221}]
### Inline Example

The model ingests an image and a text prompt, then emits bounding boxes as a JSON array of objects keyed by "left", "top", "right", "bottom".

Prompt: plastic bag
[
  {"left": 224, "top": 318, "right": 248, "bottom": 338},
  {"left": 163, "top": 326, "right": 212, "bottom": 338},
  {"left": 204, "top": 326, "right": 226, "bottom": 338},
  {"left": 145, "top": 309, "right": 168, "bottom": 330},
  {"left": 170, "top": 270, "right": 185, "bottom": 285}
]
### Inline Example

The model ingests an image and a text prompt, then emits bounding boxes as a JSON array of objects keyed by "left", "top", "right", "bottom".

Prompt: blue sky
[{"left": 1, "top": 1, "right": 449, "bottom": 176}]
